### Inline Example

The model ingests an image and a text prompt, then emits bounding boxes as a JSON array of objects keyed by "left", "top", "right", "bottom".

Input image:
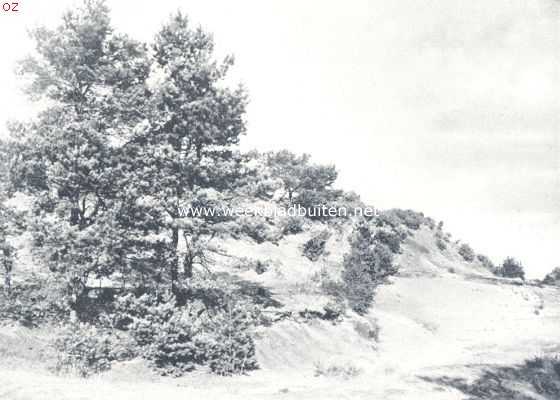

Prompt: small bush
[
  {"left": 280, "top": 216, "right": 304, "bottom": 235},
  {"left": 543, "top": 268, "right": 560, "bottom": 286},
  {"left": 0, "top": 278, "right": 69, "bottom": 327},
  {"left": 111, "top": 289, "right": 259, "bottom": 377},
  {"left": 436, "top": 238, "right": 447, "bottom": 251},
  {"left": 374, "top": 228, "right": 402, "bottom": 254},
  {"left": 377, "top": 209, "right": 426, "bottom": 230},
  {"left": 342, "top": 221, "right": 397, "bottom": 314},
  {"left": 476, "top": 254, "right": 496, "bottom": 271},
  {"left": 314, "top": 361, "right": 362, "bottom": 379},
  {"left": 53, "top": 324, "right": 113, "bottom": 377},
  {"left": 148, "top": 305, "right": 208, "bottom": 376},
  {"left": 302, "top": 230, "right": 331, "bottom": 261},
  {"left": 232, "top": 257, "right": 271, "bottom": 275},
  {"left": 353, "top": 319, "right": 380, "bottom": 341},
  {"left": 497, "top": 257, "right": 525, "bottom": 280},
  {"left": 235, "top": 216, "right": 277, "bottom": 244},
  {"left": 342, "top": 266, "right": 374, "bottom": 315},
  {"left": 205, "top": 300, "right": 259, "bottom": 376},
  {"left": 293, "top": 189, "right": 337, "bottom": 221},
  {"left": 322, "top": 300, "right": 345, "bottom": 321},
  {"left": 458, "top": 243, "right": 475, "bottom": 262},
  {"left": 112, "top": 293, "right": 175, "bottom": 346}
]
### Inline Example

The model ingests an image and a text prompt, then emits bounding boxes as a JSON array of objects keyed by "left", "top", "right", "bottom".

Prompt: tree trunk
[{"left": 170, "top": 226, "right": 180, "bottom": 296}]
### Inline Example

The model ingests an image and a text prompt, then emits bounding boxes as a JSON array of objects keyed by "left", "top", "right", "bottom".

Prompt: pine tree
[{"left": 7, "top": 0, "right": 152, "bottom": 309}]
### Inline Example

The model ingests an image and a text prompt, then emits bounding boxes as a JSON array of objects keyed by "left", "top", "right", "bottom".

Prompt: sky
[{"left": 0, "top": 0, "right": 559, "bottom": 278}]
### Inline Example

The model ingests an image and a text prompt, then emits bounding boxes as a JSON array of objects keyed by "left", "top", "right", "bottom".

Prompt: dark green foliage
[
  {"left": 235, "top": 216, "right": 278, "bottom": 244},
  {"left": 374, "top": 228, "right": 402, "bottom": 254},
  {"left": 280, "top": 216, "right": 304, "bottom": 235},
  {"left": 148, "top": 308, "right": 207, "bottom": 376},
  {"left": 53, "top": 324, "right": 114, "bottom": 377},
  {"left": 423, "top": 356, "right": 560, "bottom": 399},
  {"left": 108, "top": 287, "right": 259, "bottom": 377},
  {"left": 231, "top": 257, "right": 271, "bottom": 275},
  {"left": 302, "top": 230, "right": 331, "bottom": 261},
  {"left": 377, "top": 209, "right": 427, "bottom": 230},
  {"left": 266, "top": 150, "right": 337, "bottom": 204},
  {"left": 497, "top": 257, "right": 526, "bottom": 280},
  {"left": 542, "top": 268, "right": 560, "bottom": 286},
  {"left": 342, "top": 221, "right": 397, "bottom": 314},
  {"left": 477, "top": 254, "right": 496, "bottom": 271},
  {"left": 0, "top": 277, "right": 70, "bottom": 327},
  {"left": 206, "top": 300, "right": 259, "bottom": 375},
  {"left": 436, "top": 238, "right": 447, "bottom": 251},
  {"left": 111, "top": 293, "right": 175, "bottom": 346},
  {"left": 343, "top": 270, "right": 375, "bottom": 315},
  {"left": 458, "top": 243, "right": 475, "bottom": 262},
  {"left": 253, "top": 260, "right": 270, "bottom": 275}
]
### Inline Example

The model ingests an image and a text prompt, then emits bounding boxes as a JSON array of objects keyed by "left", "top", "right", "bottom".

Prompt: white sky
[{"left": 1, "top": 0, "right": 559, "bottom": 278}]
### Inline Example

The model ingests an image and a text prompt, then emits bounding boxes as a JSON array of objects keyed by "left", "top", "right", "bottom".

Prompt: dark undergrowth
[{"left": 421, "top": 356, "right": 560, "bottom": 400}]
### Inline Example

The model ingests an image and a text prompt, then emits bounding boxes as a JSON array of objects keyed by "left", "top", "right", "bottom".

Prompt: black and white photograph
[{"left": 1, "top": 1, "right": 559, "bottom": 399}]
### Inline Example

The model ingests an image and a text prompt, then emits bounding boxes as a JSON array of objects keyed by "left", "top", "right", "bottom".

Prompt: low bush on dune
[
  {"left": 458, "top": 243, "right": 475, "bottom": 262},
  {"left": 376, "top": 209, "right": 428, "bottom": 231},
  {"left": 542, "top": 267, "right": 560, "bottom": 286},
  {"left": 436, "top": 238, "right": 447, "bottom": 251},
  {"left": 496, "top": 257, "right": 526, "bottom": 280},
  {"left": 476, "top": 253, "right": 496, "bottom": 272},
  {"left": 232, "top": 257, "right": 271, "bottom": 275},
  {"left": 342, "top": 221, "right": 398, "bottom": 314},
  {"left": 280, "top": 216, "right": 305, "bottom": 235},
  {"left": 234, "top": 215, "right": 279, "bottom": 244},
  {"left": 53, "top": 324, "right": 116, "bottom": 377},
  {"left": 0, "top": 277, "right": 69, "bottom": 327},
  {"left": 424, "top": 356, "right": 560, "bottom": 399},
  {"left": 374, "top": 228, "right": 402, "bottom": 254},
  {"left": 51, "top": 280, "right": 261, "bottom": 378},
  {"left": 314, "top": 361, "right": 362, "bottom": 379},
  {"left": 302, "top": 230, "right": 331, "bottom": 261}
]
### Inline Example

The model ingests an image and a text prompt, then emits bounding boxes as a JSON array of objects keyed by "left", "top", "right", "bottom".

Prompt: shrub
[
  {"left": 205, "top": 300, "right": 259, "bottom": 376},
  {"left": 235, "top": 216, "right": 277, "bottom": 244},
  {"left": 112, "top": 293, "right": 176, "bottom": 346},
  {"left": 353, "top": 319, "right": 380, "bottom": 341},
  {"left": 436, "top": 238, "right": 447, "bottom": 251},
  {"left": 522, "top": 356, "right": 560, "bottom": 397},
  {"left": 314, "top": 361, "right": 362, "bottom": 379},
  {"left": 53, "top": 324, "right": 113, "bottom": 377},
  {"left": 378, "top": 209, "right": 426, "bottom": 230},
  {"left": 0, "top": 277, "right": 69, "bottom": 327},
  {"left": 374, "top": 228, "right": 402, "bottom": 254},
  {"left": 112, "top": 289, "right": 259, "bottom": 377},
  {"left": 148, "top": 305, "right": 208, "bottom": 376},
  {"left": 302, "top": 230, "right": 331, "bottom": 261},
  {"left": 293, "top": 189, "right": 335, "bottom": 221},
  {"left": 476, "top": 254, "right": 496, "bottom": 271},
  {"left": 543, "top": 268, "right": 560, "bottom": 286},
  {"left": 322, "top": 300, "right": 345, "bottom": 321},
  {"left": 342, "top": 221, "right": 397, "bottom": 314},
  {"left": 497, "top": 257, "right": 526, "bottom": 280},
  {"left": 280, "top": 216, "right": 304, "bottom": 235},
  {"left": 231, "top": 257, "right": 271, "bottom": 275},
  {"left": 458, "top": 243, "right": 475, "bottom": 262}
]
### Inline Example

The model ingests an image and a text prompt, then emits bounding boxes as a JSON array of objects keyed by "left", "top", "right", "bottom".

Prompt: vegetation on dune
[
  {"left": 423, "top": 356, "right": 560, "bottom": 400},
  {"left": 496, "top": 257, "right": 526, "bottom": 280},
  {"left": 458, "top": 243, "right": 476, "bottom": 262},
  {"left": 0, "top": 0, "right": 549, "bottom": 383},
  {"left": 342, "top": 220, "right": 399, "bottom": 314},
  {"left": 542, "top": 267, "right": 560, "bottom": 287}
]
